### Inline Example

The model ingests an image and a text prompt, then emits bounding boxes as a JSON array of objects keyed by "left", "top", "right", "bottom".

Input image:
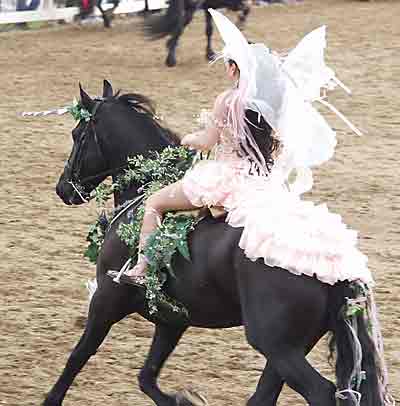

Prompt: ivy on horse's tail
[{"left": 329, "top": 282, "right": 393, "bottom": 406}]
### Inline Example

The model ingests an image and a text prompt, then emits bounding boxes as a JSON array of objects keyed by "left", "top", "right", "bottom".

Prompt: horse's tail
[
  {"left": 328, "top": 282, "right": 393, "bottom": 406},
  {"left": 143, "top": 0, "right": 185, "bottom": 40}
]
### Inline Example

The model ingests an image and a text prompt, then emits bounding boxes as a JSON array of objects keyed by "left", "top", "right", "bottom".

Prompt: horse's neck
[
  {"left": 111, "top": 174, "right": 141, "bottom": 208},
  {"left": 109, "top": 122, "right": 177, "bottom": 207}
]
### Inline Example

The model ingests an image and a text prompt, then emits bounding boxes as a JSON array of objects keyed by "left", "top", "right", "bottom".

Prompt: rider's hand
[{"left": 181, "top": 132, "right": 210, "bottom": 151}]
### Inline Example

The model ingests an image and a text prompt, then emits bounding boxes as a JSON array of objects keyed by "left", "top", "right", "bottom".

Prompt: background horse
[
  {"left": 46, "top": 80, "right": 387, "bottom": 406},
  {"left": 144, "top": 0, "right": 251, "bottom": 66}
]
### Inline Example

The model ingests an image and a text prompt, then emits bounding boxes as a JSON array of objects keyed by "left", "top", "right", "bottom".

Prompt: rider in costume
[{"left": 120, "top": 9, "right": 373, "bottom": 289}]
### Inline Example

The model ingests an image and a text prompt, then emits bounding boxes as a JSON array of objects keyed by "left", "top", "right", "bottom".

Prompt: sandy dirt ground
[{"left": 0, "top": 0, "right": 399, "bottom": 404}]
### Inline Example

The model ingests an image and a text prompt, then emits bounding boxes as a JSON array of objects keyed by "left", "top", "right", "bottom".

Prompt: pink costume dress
[{"left": 182, "top": 88, "right": 372, "bottom": 287}]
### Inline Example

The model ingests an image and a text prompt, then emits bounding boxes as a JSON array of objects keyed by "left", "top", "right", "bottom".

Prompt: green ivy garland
[
  {"left": 84, "top": 146, "right": 196, "bottom": 318},
  {"left": 67, "top": 99, "right": 92, "bottom": 122},
  {"left": 341, "top": 282, "right": 370, "bottom": 390}
]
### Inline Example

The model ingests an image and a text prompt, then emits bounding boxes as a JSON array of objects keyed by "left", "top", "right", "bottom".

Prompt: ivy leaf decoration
[
  {"left": 176, "top": 239, "right": 191, "bottom": 261},
  {"left": 84, "top": 146, "right": 196, "bottom": 318},
  {"left": 84, "top": 243, "right": 99, "bottom": 264},
  {"left": 84, "top": 221, "right": 104, "bottom": 264},
  {"left": 345, "top": 304, "right": 363, "bottom": 318},
  {"left": 67, "top": 99, "right": 92, "bottom": 122}
]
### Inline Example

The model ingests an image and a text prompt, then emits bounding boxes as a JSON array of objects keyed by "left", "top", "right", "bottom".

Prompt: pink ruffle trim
[
  {"left": 182, "top": 159, "right": 249, "bottom": 208},
  {"left": 182, "top": 161, "right": 373, "bottom": 286}
]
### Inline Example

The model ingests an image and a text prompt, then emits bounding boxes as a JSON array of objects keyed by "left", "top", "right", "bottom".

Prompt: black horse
[
  {"left": 144, "top": 0, "right": 251, "bottom": 66},
  {"left": 47, "top": 80, "right": 387, "bottom": 406}
]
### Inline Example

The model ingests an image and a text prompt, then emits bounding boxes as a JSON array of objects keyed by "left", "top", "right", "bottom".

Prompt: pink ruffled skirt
[{"left": 182, "top": 160, "right": 372, "bottom": 286}]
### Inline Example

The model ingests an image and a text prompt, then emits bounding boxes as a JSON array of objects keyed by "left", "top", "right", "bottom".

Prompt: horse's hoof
[
  {"left": 103, "top": 12, "right": 113, "bottom": 28},
  {"left": 166, "top": 56, "right": 176, "bottom": 67},
  {"left": 175, "top": 389, "right": 208, "bottom": 406},
  {"left": 42, "top": 396, "right": 61, "bottom": 406},
  {"left": 206, "top": 51, "right": 215, "bottom": 61}
]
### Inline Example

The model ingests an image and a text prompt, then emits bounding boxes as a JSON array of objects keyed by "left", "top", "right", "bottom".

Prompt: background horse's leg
[
  {"left": 107, "top": 0, "right": 120, "bottom": 25},
  {"left": 138, "top": 323, "right": 188, "bottom": 405},
  {"left": 96, "top": 0, "right": 117, "bottom": 28},
  {"left": 236, "top": 0, "right": 250, "bottom": 30},
  {"left": 165, "top": 0, "right": 185, "bottom": 67},
  {"left": 183, "top": 5, "right": 195, "bottom": 27},
  {"left": 205, "top": 9, "right": 215, "bottom": 61},
  {"left": 43, "top": 286, "right": 138, "bottom": 406},
  {"left": 166, "top": 0, "right": 195, "bottom": 66},
  {"left": 247, "top": 362, "right": 284, "bottom": 406}
]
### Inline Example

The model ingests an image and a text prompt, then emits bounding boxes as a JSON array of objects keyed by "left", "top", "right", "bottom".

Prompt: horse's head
[{"left": 56, "top": 80, "right": 178, "bottom": 205}]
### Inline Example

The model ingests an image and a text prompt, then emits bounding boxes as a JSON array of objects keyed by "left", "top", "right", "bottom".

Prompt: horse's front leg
[
  {"left": 42, "top": 284, "right": 139, "bottom": 406},
  {"left": 205, "top": 9, "right": 214, "bottom": 61},
  {"left": 139, "top": 323, "right": 188, "bottom": 405}
]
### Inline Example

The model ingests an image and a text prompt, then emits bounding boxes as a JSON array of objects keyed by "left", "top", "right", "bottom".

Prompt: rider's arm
[{"left": 181, "top": 91, "right": 228, "bottom": 152}]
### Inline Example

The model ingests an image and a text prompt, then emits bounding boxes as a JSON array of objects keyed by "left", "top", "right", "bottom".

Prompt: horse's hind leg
[
  {"left": 271, "top": 352, "right": 337, "bottom": 406},
  {"left": 165, "top": 0, "right": 185, "bottom": 66},
  {"left": 238, "top": 266, "right": 335, "bottom": 406},
  {"left": 205, "top": 9, "right": 215, "bottom": 61},
  {"left": 42, "top": 286, "right": 135, "bottom": 406},
  {"left": 236, "top": 1, "right": 250, "bottom": 30},
  {"left": 247, "top": 336, "right": 336, "bottom": 406},
  {"left": 165, "top": 3, "right": 194, "bottom": 67},
  {"left": 166, "top": 32, "right": 181, "bottom": 67},
  {"left": 96, "top": 0, "right": 117, "bottom": 28},
  {"left": 138, "top": 323, "right": 187, "bottom": 405},
  {"left": 247, "top": 362, "right": 284, "bottom": 406},
  {"left": 248, "top": 331, "right": 329, "bottom": 406}
]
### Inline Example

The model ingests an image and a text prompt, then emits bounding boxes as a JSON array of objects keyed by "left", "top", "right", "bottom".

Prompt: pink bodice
[
  {"left": 213, "top": 126, "right": 243, "bottom": 162},
  {"left": 209, "top": 89, "right": 251, "bottom": 171}
]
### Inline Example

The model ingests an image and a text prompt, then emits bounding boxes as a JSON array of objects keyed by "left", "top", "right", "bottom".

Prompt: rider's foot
[
  {"left": 119, "top": 273, "right": 147, "bottom": 288},
  {"left": 121, "top": 258, "right": 148, "bottom": 287},
  {"left": 106, "top": 258, "right": 147, "bottom": 288}
]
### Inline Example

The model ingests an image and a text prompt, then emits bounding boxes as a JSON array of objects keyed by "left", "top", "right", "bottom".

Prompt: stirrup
[
  {"left": 119, "top": 273, "right": 147, "bottom": 288},
  {"left": 107, "top": 258, "right": 132, "bottom": 284},
  {"left": 106, "top": 269, "right": 146, "bottom": 289}
]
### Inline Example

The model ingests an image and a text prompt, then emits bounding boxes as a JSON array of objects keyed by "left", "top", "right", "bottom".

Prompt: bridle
[{"left": 64, "top": 98, "right": 125, "bottom": 203}]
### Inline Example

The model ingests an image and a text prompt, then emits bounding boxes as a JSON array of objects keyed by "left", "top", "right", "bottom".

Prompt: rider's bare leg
[{"left": 126, "top": 180, "right": 197, "bottom": 281}]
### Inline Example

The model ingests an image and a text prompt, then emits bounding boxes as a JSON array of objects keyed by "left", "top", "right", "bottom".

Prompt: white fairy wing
[
  {"left": 277, "top": 81, "right": 337, "bottom": 169},
  {"left": 281, "top": 26, "right": 336, "bottom": 102}
]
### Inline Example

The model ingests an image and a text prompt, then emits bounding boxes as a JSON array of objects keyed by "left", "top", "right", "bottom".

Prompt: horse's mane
[{"left": 112, "top": 92, "right": 181, "bottom": 146}]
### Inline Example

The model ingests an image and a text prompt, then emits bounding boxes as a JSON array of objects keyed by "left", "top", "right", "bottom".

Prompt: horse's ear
[
  {"left": 79, "top": 83, "right": 95, "bottom": 111},
  {"left": 103, "top": 80, "right": 113, "bottom": 98}
]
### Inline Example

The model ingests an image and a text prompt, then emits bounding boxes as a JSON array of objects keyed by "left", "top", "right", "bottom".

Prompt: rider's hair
[
  {"left": 244, "top": 110, "right": 280, "bottom": 173},
  {"left": 227, "top": 57, "right": 280, "bottom": 173}
]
